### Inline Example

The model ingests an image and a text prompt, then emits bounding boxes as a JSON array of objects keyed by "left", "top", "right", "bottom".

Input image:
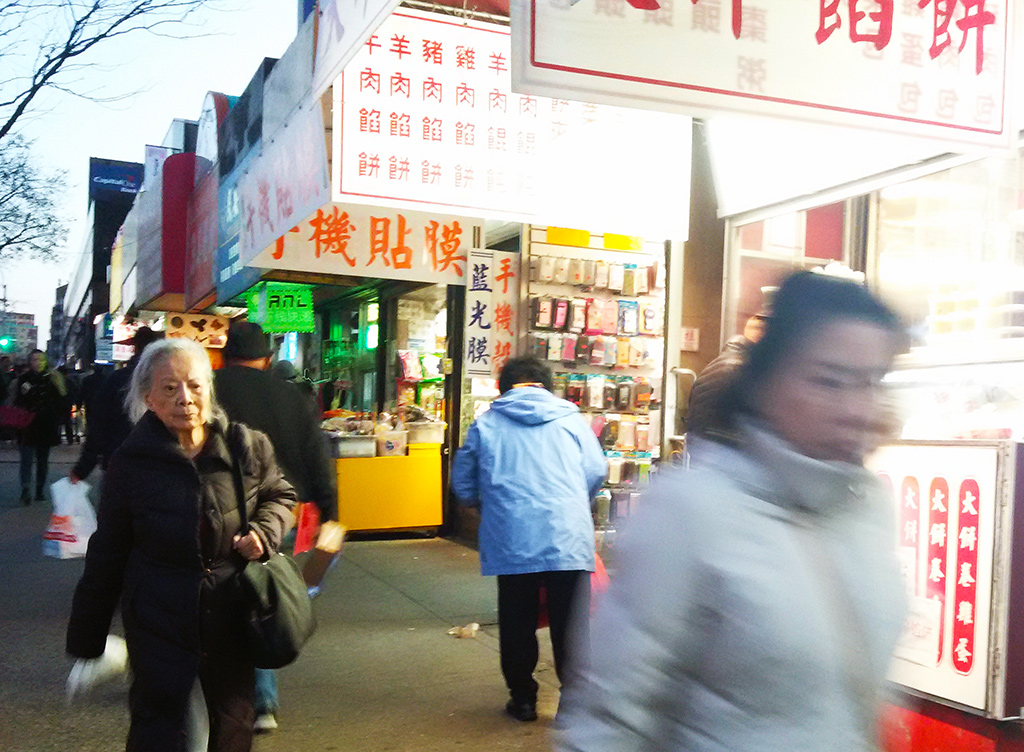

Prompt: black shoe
[
  {"left": 20, "top": 489, "right": 30, "bottom": 506},
  {"left": 505, "top": 699, "right": 538, "bottom": 722},
  {"left": 35, "top": 489, "right": 44, "bottom": 502}
]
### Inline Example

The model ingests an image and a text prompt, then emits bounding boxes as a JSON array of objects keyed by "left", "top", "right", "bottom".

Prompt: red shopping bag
[
  {"left": 537, "top": 554, "right": 609, "bottom": 629},
  {"left": 293, "top": 503, "right": 320, "bottom": 555},
  {"left": 0, "top": 405, "right": 34, "bottom": 430}
]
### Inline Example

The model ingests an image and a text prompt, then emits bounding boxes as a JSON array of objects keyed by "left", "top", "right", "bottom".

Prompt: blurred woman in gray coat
[{"left": 556, "top": 271, "right": 907, "bottom": 752}]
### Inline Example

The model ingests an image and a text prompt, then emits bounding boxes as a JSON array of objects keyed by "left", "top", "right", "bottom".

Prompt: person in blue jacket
[{"left": 452, "top": 356, "right": 607, "bottom": 723}]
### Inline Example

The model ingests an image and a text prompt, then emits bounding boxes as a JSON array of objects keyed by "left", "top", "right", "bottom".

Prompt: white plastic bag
[
  {"left": 66, "top": 634, "right": 128, "bottom": 701},
  {"left": 42, "top": 478, "right": 95, "bottom": 559}
]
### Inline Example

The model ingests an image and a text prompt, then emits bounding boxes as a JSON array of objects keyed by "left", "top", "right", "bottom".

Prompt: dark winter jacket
[
  {"left": 66, "top": 411, "right": 297, "bottom": 749},
  {"left": 686, "top": 335, "right": 751, "bottom": 439},
  {"left": 215, "top": 365, "right": 337, "bottom": 521},
  {"left": 72, "top": 364, "right": 136, "bottom": 479},
  {"left": 14, "top": 369, "right": 64, "bottom": 447}
]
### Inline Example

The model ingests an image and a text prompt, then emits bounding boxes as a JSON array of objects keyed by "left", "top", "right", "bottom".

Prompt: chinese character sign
[
  {"left": 334, "top": 8, "right": 692, "bottom": 240},
  {"left": 236, "top": 103, "right": 331, "bottom": 269},
  {"left": 463, "top": 249, "right": 521, "bottom": 377},
  {"left": 869, "top": 444, "right": 999, "bottom": 712},
  {"left": 249, "top": 203, "right": 482, "bottom": 287},
  {"left": 514, "top": 0, "right": 1012, "bottom": 147}
]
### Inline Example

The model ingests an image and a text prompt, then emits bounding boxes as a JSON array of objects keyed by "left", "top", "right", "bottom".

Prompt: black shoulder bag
[{"left": 229, "top": 427, "right": 316, "bottom": 669}]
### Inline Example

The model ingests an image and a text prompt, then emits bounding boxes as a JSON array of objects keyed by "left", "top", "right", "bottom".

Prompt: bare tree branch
[{"left": 0, "top": 136, "right": 67, "bottom": 261}]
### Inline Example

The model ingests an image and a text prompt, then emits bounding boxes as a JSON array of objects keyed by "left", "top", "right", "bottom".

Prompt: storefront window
[
  {"left": 726, "top": 202, "right": 847, "bottom": 339},
  {"left": 873, "top": 157, "right": 1021, "bottom": 352}
]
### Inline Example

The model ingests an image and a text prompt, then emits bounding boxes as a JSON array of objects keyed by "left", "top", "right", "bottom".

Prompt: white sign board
[
  {"left": 249, "top": 203, "right": 482, "bottom": 287},
  {"left": 333, "top": 8, "right": 691, "bottom": 240},
  {"left": 313, "top": 0, "right": 404, "bottom": 99},
  {"left": 463, "top": 249, "right": 520, "bottom": 378},
  {"left": 513, "top": 0, "right": 1014, "bottom": 148},
  {"left": 869, "top": 443, "right": 999, "bottom": 711},
  {"left": 236, "top": 103, "right": 331, "bottom": 268}
]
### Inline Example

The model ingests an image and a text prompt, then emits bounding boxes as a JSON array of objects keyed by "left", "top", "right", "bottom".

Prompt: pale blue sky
[{"left": 2, "top": 1, "right": 299, "bottom": 348}]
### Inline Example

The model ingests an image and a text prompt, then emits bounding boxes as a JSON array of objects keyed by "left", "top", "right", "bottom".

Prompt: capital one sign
[{"left": 512, "top": 0, "right": 1014, "bottom": 147}]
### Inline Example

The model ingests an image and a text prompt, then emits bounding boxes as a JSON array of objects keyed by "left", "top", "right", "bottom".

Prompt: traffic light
[{"left": 0, "top": 337, "right": 11, "bottom": 351}]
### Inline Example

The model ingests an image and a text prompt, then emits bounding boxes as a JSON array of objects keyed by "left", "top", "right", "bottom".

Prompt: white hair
[{"left": 125, "top": 338, "right": 220, "bottom": 424}]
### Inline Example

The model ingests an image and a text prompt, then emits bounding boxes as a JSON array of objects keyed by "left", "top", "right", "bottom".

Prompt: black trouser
[
  {"left": 19, "top": 443, "right": 50, "bottom": 496},
  {"left": 497, "top": 570, "right": 590, "bottom": 705}
]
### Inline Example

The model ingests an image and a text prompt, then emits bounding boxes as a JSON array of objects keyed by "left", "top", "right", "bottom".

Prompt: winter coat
[
  {"left": 66, "top": 411, "right": 297, "bottom": 750},
  {"left": 72, "top": 364, "right": 135, "bottom": 479},
  {"left": 451, "top": 386, "right": 607, "bottom": 576},
  {"left": 555, "top": 420, "right": 906, "bottom": 752},
  {"left": 215, "top": 365, "right": 337, "bottom": 521},
  {"left": 686, "top": 335, "right": 750, "bottom": 439},
  {"left": 14, "top": 369, "right": 64, "bottom": 446}
]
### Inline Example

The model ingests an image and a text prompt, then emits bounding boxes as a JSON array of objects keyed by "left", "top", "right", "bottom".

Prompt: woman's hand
[{"left": 232, "top": 530, "right": 265, "bottom": 561}]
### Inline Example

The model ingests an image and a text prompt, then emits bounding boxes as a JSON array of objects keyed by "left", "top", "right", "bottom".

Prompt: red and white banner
[
  {"left": 333, "top": 8, "right": 691, "bottom": 240},
  {"left": 513, "top": 0, "right": 1015, "bottom": 148},
  {"left": 248, "top": 203, "right": 483, "bottom": 287},
  {"left": 870, "top": 444, "right": 998, "bottom": 711}
]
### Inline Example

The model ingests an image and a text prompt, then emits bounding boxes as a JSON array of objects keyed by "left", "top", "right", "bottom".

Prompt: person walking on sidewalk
[
  {"left": 14, "top": 349, "right": 66, "bottom": 504},
  {"left": 66, "top": 338, "right": 297, "bottom": 752},
  {"left": 452, "top": 356, "right": 607, "bottom": 722},
  {"left": 214, "top": 321, "right": 337, "bottom": 734},
  {"left": 555, "top": 271, "right": 907, "bottom": 752},
  {"left": 70, "top": 327, "right": 163, "bottom": 483}
]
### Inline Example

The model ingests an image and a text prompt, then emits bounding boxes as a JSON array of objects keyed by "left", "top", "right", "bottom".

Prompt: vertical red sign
[
  {"left": 952, "top": 478, "right": 980, "bottom": 675},
  {"left": 926, "top": 477, "right": 949, "bottom": 666}
]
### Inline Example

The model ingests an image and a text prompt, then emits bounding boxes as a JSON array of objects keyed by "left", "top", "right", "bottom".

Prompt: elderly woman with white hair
[{"left": 66, "top": 338, "right": 297, "bottom": 752}]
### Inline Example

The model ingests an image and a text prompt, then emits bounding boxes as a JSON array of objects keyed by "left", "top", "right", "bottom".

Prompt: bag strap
[
  {"left": 790, "top": 512, "right": 879, "bottom": 748},
  {"left": 226, "top": 423, "right": 248, "bottom": 532}
]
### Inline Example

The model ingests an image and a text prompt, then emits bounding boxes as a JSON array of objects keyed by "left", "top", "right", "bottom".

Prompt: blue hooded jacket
[{"left": 452, "top": 386, "right": 608, "bottom": 576}]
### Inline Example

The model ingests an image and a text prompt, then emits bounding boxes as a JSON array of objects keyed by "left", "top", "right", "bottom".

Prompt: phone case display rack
[{"left": 522, "top": 234, "right": 667, "bottom": 547}]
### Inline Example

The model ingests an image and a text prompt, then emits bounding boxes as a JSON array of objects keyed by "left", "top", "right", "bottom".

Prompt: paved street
[{"left": 0, "top": 443, "right": 560, "bottom": 752}]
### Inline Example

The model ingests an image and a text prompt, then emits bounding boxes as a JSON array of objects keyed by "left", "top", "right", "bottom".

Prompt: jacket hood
[{"left": 488, "top": 387, "right": 579, "bottom": 425}]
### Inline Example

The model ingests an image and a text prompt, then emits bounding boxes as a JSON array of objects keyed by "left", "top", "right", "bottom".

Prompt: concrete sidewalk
[{"left": 0, "top": 443, "right": 560, "bottom": 752}]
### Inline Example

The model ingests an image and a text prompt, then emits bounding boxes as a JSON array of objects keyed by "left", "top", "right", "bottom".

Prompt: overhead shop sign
[
  {"left": 248, "top": 203, "right": 483, "bottom": 287},
  {"left": 247, "top": 282, "right": 316, "bottom": 333},
  {"left": 313, "top": 0, "right": 403, "bottom": 98},
  {"left": 464, "top": 249, "right": 520, "bottom": 379},
  {"left": 236, "top": 102, "right": 331, "bottom": 270},
  {"left": 333, "top": 8, "right": 691, "bottom": 240},
  {"left": 511, "top": 0, "right": 1014, "bottom": 148}
]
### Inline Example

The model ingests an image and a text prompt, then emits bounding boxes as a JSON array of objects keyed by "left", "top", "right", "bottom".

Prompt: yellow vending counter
[{"left": 335, "top": 443, "right": 443, "bottom": 532}]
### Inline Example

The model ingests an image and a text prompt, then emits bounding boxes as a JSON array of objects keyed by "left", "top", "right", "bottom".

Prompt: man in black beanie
[{"left": 214, "top": 321, "right": 336, "bottom": 733}]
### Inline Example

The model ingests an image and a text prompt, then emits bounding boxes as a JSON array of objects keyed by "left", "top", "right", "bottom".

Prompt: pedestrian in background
[
  {"left": 71, "top": 327, "right": 163, "bottom": 483},
  {"left": 14, "top": 349, "right": 65, "bottom": 504},
  {"left": 452, "top": 356, "right": 607, "bottom": 722},
  {"left": 556, "top": 271, "right": 907, "bottom": 752},
  {"left": 67, "top": 338, "right": 297, "bottom": 752},
  {"left": 57, "top": 365, "right": 80, "bottom": 444},
  {"left": 215, "top": 321, "right": 337, "bottom": 734}
]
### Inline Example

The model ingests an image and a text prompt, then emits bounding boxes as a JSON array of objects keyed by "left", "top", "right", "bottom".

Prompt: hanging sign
[
  {"left": 164, "top": 313, "right": 230, "bottom": 348},
  {"left": 247, "top": 282, "right": 316, "bottom": 333},
  {"left": 512, "top": 0, "right": 1014, "bottom": 148},
  {"left": 869, "top": 443, "right": 998, "bottom": 712},
  {"left": 463, "top": 249, "right": 520, "bottom": 378},
  {"left": 333, "top": 8, "right": 691, "bottom": 240},
  {"left": 248, "top": 203, "right": 483, "bottom": 287}
]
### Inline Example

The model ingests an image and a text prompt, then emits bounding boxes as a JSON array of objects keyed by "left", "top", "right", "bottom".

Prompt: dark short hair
[
  {"left": 132, "top": 326, "right": 163, "bottom": 355},
  {"left": 497, "top": 356, "right": 553, "bottom": 395},
  {"left": 719, "top": 270, "right": 905, "bottom": 428}
]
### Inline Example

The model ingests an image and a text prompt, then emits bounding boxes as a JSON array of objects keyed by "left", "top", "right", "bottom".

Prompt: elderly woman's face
[
  {"left": 144, "top": 352, "right": 208, "bottom": 434},
  {"left": 758, "top": 319, "right": 898, "bottom": 464}
]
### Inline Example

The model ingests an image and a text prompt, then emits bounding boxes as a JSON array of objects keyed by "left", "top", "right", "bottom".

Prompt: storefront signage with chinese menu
[
  {"left": 869, "top": 444, "right": 999, "bottom": 711},
  {"left": 248, "top": 203, "right": 483, "bottom": 287},
  {"left": 512, "top": 0, "right": 1014, "bottom": 148},
  {"left": 247, "top": 282, "right": 316, "bottom": 333},
  {"left": 333, "top": 9, "right": 692, "bottom": 240},
  {"left": 463, "top": 249, "right": 520, "bottom": 378},
  {"left": 313, "top": 0, "right": 403, "bottom": 99}
]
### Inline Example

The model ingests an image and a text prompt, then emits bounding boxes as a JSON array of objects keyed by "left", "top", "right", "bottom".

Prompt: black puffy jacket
[{"left": 66, "top": 411, "right": 296, "bottom": 749}]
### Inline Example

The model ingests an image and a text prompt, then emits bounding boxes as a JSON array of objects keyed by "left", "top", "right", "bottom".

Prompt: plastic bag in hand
[{"left": 66, "top": 635, "right": 128, "bottom": 702}]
